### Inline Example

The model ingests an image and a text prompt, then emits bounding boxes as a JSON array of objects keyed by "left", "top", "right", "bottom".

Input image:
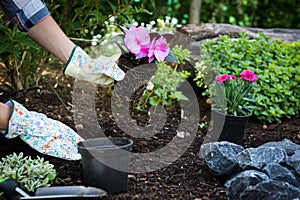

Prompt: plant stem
[{"left": 48, "top": 83, "right": 70, "bottom": 112}]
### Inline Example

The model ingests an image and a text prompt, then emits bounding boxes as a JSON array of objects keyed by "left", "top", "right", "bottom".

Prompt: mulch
[{"left": 0, "top": 66, "right": 300, "bottom": 200}]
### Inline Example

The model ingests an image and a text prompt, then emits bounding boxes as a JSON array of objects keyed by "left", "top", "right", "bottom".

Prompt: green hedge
[{"left": 194, "top": 33, "right": 300, "bottom": 123}]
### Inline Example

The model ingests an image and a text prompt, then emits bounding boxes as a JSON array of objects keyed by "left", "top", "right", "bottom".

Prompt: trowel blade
[{"left": 20, "top": 185, "right": 106, "bottom": 199}]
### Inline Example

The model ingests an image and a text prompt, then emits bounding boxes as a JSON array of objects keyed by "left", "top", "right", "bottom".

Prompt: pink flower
[
  {"left": 240, "top": 70, "right": 258, "bottom": 82},
  {"left": 135, "top": 43, "right": 150, "bottom": 58},
  {"left": 147, "top": 36, "right": 169, "bottom": 62},
  {"left": 124, "top": 26, "right": 150, "bottom": 56},
  {"left": 230, "top": 75, "right": 238, "bottom": 80},
  {"left": 216, "top": 74, "right": 231, "bottom": 83}
]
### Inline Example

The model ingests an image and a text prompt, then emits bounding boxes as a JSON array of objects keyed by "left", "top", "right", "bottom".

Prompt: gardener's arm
[
  {"left": 0, "top": 0, "right": 124, "bottom": 84},
  {"left": 28, "top": 16, "right": 75, "bottom": 64}
]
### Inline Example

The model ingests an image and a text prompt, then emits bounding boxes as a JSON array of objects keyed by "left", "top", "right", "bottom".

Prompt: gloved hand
[
  {"left": 0, "top": 99, "right": 84, "bottom": 160},
  {"left": 64, "top": 46, "right": 125, "bottom": 85}
]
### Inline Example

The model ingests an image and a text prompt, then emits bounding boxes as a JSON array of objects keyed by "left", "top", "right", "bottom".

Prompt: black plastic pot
[
  {"left": 78, "top": 137, "right": 133, "bottom": 194},
  {"left": 210, "top": 109, "right": 252, "bottom": 145}
]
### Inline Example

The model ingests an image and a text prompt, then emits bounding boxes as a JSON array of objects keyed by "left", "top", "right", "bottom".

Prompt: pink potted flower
[
  {"left": 211, "top": 70, "right": 258, "bottom": 116},
  {"left": 208, "top": 70, "right": 258, "bottom": 144}
]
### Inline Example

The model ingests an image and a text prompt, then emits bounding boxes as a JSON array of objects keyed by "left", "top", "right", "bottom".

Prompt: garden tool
[{"left": 0, "top": 178, "right": 107, "bottom": 200}]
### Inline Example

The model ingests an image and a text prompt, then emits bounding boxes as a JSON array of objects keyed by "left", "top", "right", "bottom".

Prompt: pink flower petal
[
  {"left": 154, "top": 36, "right": 169, "bottom": 61},
  {"left": 135, "top": 26, "right": 151, "bottom": 46},
  {"left": 147, "top": 36, "right": 169, "bottom": 62},
  {"left": 240, "top": 70, "right": 258, "bottom": 82},
  {"left": 230, "top": 75, "right": 238, "bottom": 80},
  {"left": 124, "top": 26, "right": 150, "bottom": 55},
  {"left": 125, "top": 40, "right": 141, "bottom": 54},
  {"left": 148, "top": 55, "right": 155, "bottom": 63},
  {"left": 147, "top": 38, "right": 156, "bottom": 62},
  {"left": 135, "top": 43, "right": 150, "bottom": 58},
  {"left": 216, "top": 74, "right": 230, "bottom": 83}
]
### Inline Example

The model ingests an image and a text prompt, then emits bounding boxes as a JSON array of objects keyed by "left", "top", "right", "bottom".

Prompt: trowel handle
[{"left": 0, "top": 179, "right": 18, "bottom": 198}]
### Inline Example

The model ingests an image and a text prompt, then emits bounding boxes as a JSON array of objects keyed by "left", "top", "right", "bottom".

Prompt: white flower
[
  {"left": 195, "top": 61, "right": 207, "bottom": 70},
  {"left": 132, "top": 21, "right": 138, "bottom": 26},
  {"left": 165, "top": 16, "right": 171, "bottom": 24},
  {"left": 91, "top": 38, "right": 98, "bottom": 46},
  {"left": 109, "top": 16, "right": 115, "bottom": 22},
  {"left": 157, "top": 19, "right": 165, "bottom": 28},
  {"left": 150, "top": 20, "right": 156, "bottom": 25},
  {"left": 146, "top": 24, "right": 152, "bottom": 30},
  {"left": 146, "top": 81, "right": 154, "bottom": 90},
  {"left": 171, "top": 18, "right": 178, "bottom": 25}
]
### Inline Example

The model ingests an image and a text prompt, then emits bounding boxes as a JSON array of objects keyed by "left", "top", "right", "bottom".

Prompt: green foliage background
[
  {"left": 45, "top": 0, "right": 150, "bottom": 40},
  {"left": 134, "top": 0, "right": 300, "bottom": 28}
]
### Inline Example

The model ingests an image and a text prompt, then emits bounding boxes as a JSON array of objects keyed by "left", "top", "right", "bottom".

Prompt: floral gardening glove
[
  {"left": 0, "top": 99, "right": 84, "bottom": 160},
  {"left": 64, "top": 46, "right": 125, "bottom": 85}
]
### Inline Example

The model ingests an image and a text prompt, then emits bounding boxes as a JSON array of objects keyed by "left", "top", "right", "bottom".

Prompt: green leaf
[
  {"left": 149, "top": 96, "right": 159, "bottom": 106},
  {"left": 171, "top": 91, "right": 188, "bottom": 101}
]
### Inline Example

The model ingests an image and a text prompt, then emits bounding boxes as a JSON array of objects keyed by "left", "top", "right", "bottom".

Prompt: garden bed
[{"left": 0, "top": 68, "right": 300, "bottom": 199}]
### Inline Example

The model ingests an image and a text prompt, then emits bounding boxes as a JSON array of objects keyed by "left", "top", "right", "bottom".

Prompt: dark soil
[{"left": 1, "top": 66, "right": 300, "bottom": 200}]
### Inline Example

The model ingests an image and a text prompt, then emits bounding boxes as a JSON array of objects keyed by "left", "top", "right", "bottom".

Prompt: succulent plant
[{"left": 0, "top": 152, "right": 56, "bottom": 192}]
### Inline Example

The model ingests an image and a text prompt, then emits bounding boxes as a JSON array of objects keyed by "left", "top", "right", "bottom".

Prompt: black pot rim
[
  {"left": 78, "top": 137, "right": 133, "bottom": 151},
  {"left": 212, "top": 108, "right": 252, "bottom": 118}
]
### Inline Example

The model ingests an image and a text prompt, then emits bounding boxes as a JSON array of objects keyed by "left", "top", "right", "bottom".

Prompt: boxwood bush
[{"left": 194, "top": 32, "right": 300, "bottom": 123}]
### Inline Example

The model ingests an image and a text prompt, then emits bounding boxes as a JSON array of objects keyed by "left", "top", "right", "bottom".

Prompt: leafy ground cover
[{"left": 0, "top": 67, "right": 300, "bottom": 199}]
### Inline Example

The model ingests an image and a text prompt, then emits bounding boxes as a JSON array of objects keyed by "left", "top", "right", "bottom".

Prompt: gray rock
[
  {"left": 287, "top": 150, "right": 300, "bottom": 175},
  {"left": 200, "top": 141, "right": 244, "bottom": 175},
  {"left": 260, "top": 138, "right": 300, "bottom": 155},
  {"left": 225, "top": 170, "right": 269, "bottom": 199},
  {"left": 240, "top": 180, "right": 300, "bottom": 200},
  {"left": 262, "top": 163, "right": 300, "bottom": 186},
  {"left": 236, "top": 147, "right": 287, "bottom": 170}
]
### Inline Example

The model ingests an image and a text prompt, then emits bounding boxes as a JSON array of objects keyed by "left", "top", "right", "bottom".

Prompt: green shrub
[
  {"left": 47, "top": 0, "right": 150, "bottom": 40},
  {"left": 0, "top": 14, "right": 49, "bottom": 90},
  {"left": 0, "top": 153, "right": 56, "bottom": 192},
  {"left": 195, "top": 32, "right": 300, "bottom": 123}
]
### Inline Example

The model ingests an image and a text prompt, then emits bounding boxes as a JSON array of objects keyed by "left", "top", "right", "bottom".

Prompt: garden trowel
[{"left": 0, "top": 178, "right": 106, "bottom": 199}]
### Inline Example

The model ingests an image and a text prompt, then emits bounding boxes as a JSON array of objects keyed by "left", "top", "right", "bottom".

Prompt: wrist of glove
[{"left": 64, "top": 46, "right": 125, "bottom": 85}]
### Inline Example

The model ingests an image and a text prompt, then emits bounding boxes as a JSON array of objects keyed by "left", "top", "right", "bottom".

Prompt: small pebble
[{"left": 263, "top": 125, "right": 268, "bottom": 129}]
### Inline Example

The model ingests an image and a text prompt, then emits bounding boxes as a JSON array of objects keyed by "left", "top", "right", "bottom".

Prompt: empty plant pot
[{"left": 78, "top": 137, "right": 133, "bottom": 194}]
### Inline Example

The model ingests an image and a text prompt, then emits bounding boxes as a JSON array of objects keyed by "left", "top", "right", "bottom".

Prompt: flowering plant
[
  {"left": 210, "top": 70, "right": 258, "bottom": 116},
  {"left": 113, "top": 25, "right": 191, "bottom": 110},
  {"left": 114, "top": 25, "right": 177, "bottom": 65},
  {"left": 124, "top": 26, "right": 170, "bottom": 62}
]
